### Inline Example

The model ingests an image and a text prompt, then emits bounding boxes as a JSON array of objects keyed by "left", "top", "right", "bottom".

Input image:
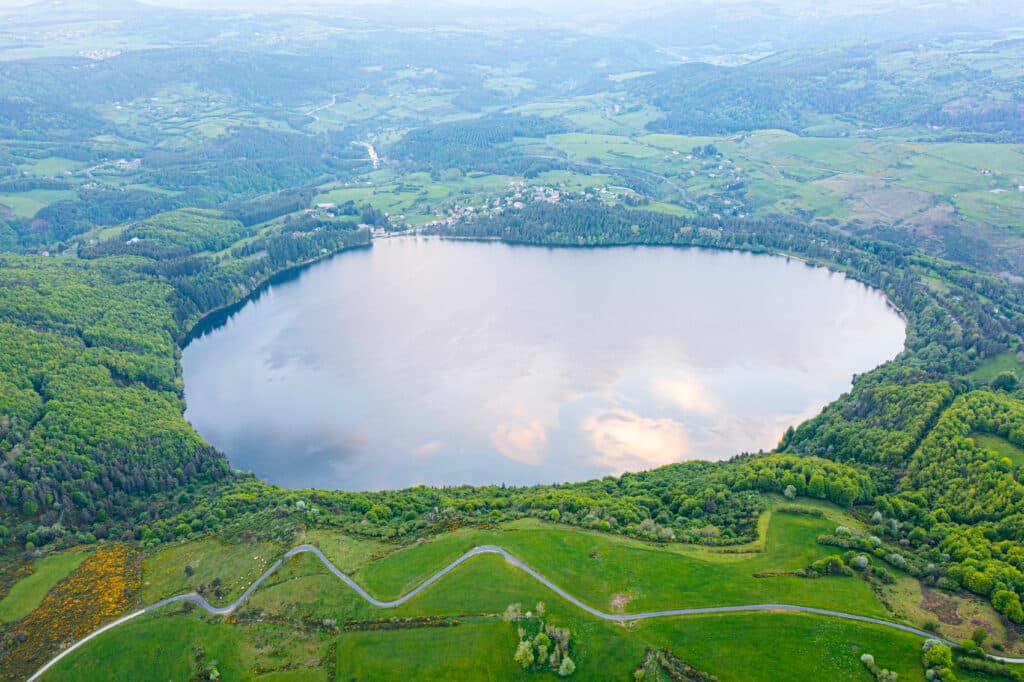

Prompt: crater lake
[{"left": 182, "top": 237, "right": 906, "bottom": 490}]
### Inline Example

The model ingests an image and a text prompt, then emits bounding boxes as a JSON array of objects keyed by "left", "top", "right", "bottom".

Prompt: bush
[
  {"left": 957, "top": 657, "right": 1018, "bottom": 679},
  {"left": 887, "top": 553, "right": 907, "bottom": 570},
  {"left": 514, "top": 640, "right": 535, "bottom": 669},
  {"left": 991, "top": 372, "right": 1020, "bottom": 392},
  {"left": 807, "top": 554, "right": 854, "bottom": 577},
  {"left": 923, "top": 642, "right": 953, "bottom": 669}
]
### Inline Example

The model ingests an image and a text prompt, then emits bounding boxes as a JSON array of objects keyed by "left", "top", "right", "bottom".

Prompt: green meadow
[{"left": 40, "top": 500, "right": 996, "bottom": 681}]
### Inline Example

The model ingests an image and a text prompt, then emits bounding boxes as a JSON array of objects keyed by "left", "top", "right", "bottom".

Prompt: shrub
[
  {"left": 991, "top": 372, "right": 1020, "bottom": 392},
  {"left": 514, "top": 640, "right": 535, "bottom": 669},
  {"left": 923, "top": 643, "right": 953, "bottom": 669}
]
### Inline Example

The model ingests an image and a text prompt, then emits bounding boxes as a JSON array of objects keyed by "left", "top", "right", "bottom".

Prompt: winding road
[{"left": 27, "top": 543, "right": 1024, "bottom": 680}]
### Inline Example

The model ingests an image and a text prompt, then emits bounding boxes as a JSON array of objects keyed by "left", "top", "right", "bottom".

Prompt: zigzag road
[{"left": 28, "top": 543, "right": 1024, "bottom": 680}]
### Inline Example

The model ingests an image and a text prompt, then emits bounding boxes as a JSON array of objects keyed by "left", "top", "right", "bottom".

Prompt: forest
[{"left": 631, "top": 40, "right": 1024, "bottom": 140}]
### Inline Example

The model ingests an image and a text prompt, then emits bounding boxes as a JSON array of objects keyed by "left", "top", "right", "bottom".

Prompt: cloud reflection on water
[
  {"left": 182, "top": 238, "right": 907, "bottom": 490},
  {"left": 491, "top": 419, "right": 550, "bottom": 466},
  {"left": 583, "top": 408, "right": 691, "bottom": 474}
]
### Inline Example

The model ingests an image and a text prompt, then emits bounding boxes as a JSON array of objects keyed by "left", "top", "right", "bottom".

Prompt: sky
[{"left": 0, "top": 0, "right": 655, "bottom": 7}]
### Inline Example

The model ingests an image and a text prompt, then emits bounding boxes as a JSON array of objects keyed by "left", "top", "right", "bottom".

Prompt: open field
[
  {"left": 350, "top": 513, "right": 885, "bottom": 617},
  {"left": 30, "top": 497, "right": 1017, "bottom": 680},
  {"left": 972, "top": 433, "right": 1024, "bottom": 467},
  {"left": 0, "top": 190, "right": 76, "bottom": 217},
  {"left": 45, "top": 616, "right": 250, "bottom": 681},
  {"left": 48, "top": 608, "right": 1001, "bottom": 681},
  {"left": 336, "top": 621, "right": 524, "bottom": 680},
  {"left": 638, "top": 612, "right": 933, "bottom": 681},
  {"left": 968, "top": 349, "right": 1024, "bottom": 383},
  {"left": 0, "top": 552, "right": 87, "bottom": 623}
]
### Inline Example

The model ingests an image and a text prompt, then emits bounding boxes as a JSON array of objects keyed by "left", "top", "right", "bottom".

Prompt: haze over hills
[{"left": 3, "top": 1, "right": 1021, "bottom": 55}]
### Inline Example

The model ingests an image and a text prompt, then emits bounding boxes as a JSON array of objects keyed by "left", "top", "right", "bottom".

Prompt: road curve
[{"left": 28, "top": 543, "right": 1024, "bottom": 680}]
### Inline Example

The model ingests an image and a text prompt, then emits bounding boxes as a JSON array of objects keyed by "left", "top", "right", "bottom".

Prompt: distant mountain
[{"left": 617, "top": 0, "right": 1023, "bottom": 58}]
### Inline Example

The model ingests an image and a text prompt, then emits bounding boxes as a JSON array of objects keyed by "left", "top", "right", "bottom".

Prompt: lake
[{"left": 182, "top": 237, "right": 906, "bottom": 490}]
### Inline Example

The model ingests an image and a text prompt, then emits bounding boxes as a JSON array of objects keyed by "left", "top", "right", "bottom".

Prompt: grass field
[
  {"left": 36, "top": 498, "right": 1020, "bottom": 681},
  {"left": 0, "top": 552, "right": 87, "bottom": 623},
  {"left": 16, "top": 157, "right": 84, "bottom": 176},
  {"left": 483, "top": 128, "right": 1024, "bottom": 235},
  {"left": 968, "top": 349, "right": 1024, "bottom": 383},
  {"left": 336, "top": 621, "right": 525, "bottom": 680},
  {"left": 217, "top": 506, "right": 887, "bottom": 636},
  {"left": 0, "top": 189, "right": 76, "bottom": 217},
  {"left": 352, "top": 511, "right": 885, "bottom": 617},
  {"left": 638, "top": 612, "right": 931, "bottom": 681},
  {"left": 972, "top": 432, "right": 1024, "bottom": 467},
  {"left": 142, "top": 537, "right": 284, "bottom": 605},
  {"left": 45, "top": 606, "right": 1004, "bottom": 682},
  {"left": 47, "top": 615, "right": 249, "bottom": 681}
]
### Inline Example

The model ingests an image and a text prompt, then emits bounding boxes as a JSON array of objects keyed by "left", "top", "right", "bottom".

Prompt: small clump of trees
[
  {"left": 921, "top": 640, "right": 955, "bottom": 681},
  {"left": 505, "top": 602, "right": 575, "bottom": 676}
]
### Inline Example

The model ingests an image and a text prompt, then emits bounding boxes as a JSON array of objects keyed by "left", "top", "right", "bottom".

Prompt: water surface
[{"left": 183, "top": 238, "right": 905, "bottom": 490}]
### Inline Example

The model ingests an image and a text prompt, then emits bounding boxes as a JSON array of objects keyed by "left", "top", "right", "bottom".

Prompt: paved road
[{"left": 27, "top": 543, "right": 1024, "bottom": 680}]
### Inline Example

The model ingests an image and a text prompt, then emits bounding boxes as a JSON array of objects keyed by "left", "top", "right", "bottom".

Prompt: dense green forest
[
  {"left": 390, "top": 115, "right": 570, "bottom": 175},
  {"left": 630, "top": 40, "right": 1024, "bottom": 140}
]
